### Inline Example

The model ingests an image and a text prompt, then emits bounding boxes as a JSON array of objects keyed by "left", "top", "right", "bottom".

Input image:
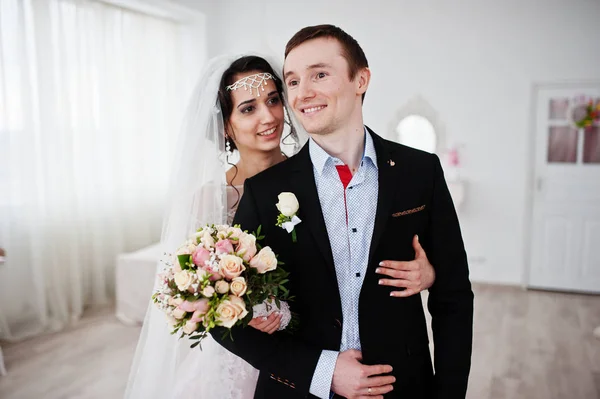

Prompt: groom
[{"left": 213, "top": 25, "right": 473, "bottom": 398}]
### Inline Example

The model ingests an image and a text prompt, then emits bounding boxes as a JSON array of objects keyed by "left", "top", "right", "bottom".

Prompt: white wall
[{"left": 181, "top": 0, "right": 600, "bottom": 285}]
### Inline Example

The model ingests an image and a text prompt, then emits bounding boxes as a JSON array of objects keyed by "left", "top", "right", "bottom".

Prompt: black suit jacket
[{"left": 212, "top": 128, "right": 474, "bottom": 399}]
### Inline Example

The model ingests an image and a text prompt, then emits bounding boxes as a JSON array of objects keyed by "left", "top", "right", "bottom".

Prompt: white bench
[
  {"left": 0, "top": 254, "right": 6, "bottom": 376},
  {"left": 0, "top": 345, "right": 6, "bottom": 376},
  {"left": 115, "top": 243, "right": 163, "bottom": 325}
]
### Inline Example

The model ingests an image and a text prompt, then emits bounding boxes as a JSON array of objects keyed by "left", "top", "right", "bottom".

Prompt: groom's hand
[
  {"left": 331, "top": 349, "right": 395, "bottom": 399},
  {"left": 376, "top": 234, "right": 435, "bottom": 297}
]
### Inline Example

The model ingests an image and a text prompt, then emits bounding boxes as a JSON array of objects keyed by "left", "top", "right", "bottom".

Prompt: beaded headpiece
[{"left": 226, "top": 72, "right": 274, "bottom": 97}]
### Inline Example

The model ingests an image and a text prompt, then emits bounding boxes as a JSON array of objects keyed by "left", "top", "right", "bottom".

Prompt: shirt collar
[{"left": 309, "top": 127, "right": 378, "bottom": 176}]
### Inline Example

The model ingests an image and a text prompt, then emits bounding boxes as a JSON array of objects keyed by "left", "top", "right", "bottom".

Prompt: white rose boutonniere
[{"left": 275, "top": 192, "right": 301, "bottom": 243}]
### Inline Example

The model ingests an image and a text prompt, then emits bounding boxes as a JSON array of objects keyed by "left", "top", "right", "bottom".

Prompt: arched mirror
[
  {"left": 389, "top": 96, "right": 445, "bottom": 155},
  {"left": 395, "top": 114, "right": 437, "bottom": 153}
]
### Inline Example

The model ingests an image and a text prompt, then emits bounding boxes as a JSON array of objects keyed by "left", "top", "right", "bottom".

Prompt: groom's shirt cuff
[{"left": 309, "top": 350, "right": 338, "bottom": 399}]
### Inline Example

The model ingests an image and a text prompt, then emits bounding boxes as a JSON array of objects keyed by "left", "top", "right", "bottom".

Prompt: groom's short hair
[{"left": 284, "top": 24, "right": 369, "bottom": 83}]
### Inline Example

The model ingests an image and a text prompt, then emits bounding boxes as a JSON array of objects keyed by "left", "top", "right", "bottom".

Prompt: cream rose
[
  {"left": 236, "top": 233, "right": 257, "bottom": 262},
  {"left": 230, "top": 295, "right": 249, "bottom": 319},
  {"left": 216, "top": 296, "right": 248, "bottom": 328},
  {"left": 229, "top": 276, "right": 248, "bottom": 297},
  {"left": 216, "top": 225, "right": 237, "bottom": 240},
  {"left": 168, "top": 296, "right": 184, "bottom": 307},
  {"left": 174, "top": 270, "right": 195, "bottom": 291},
  {"left": 215, "top": 280, "right": 230, "bottom": 294},
  {"left": 219, "top": 254, "right": 246, "bottom": 280},
  {"left": 182, "top": 320, "right": 199, "bottom": 334},
  {"left": 172, "top": 307, "right": 186, "bottom": 319},
  {"left": 249, "top": 246, "right": 278, "bottom": 274},
  {"left": 202, "top": 285, "right": 215, "bottom": 297},
  {"left": 276, "top": 192, "right": 299, "bottom": 217},
  {"left": 226, "top": 226, "right": 244, "bottom": 239}
]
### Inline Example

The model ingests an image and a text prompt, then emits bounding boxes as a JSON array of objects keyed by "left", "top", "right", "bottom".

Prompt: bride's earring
[{"left": 225, "top": 136, "right": 232, "bottom": 157}]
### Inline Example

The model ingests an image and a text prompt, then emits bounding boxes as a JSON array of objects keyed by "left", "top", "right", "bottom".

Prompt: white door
[{"left": 528, "top": 85, "right": 600, "bottom": 293}]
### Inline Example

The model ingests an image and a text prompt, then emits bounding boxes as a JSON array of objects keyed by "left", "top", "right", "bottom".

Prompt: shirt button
[{"left": 351, "top": 228, "right": 357, "bottom": 233}]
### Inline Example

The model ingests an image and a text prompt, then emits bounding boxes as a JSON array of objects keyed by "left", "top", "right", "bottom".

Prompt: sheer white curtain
[{"left": 0, "top": 0, "right": 196, "bottom": 340}]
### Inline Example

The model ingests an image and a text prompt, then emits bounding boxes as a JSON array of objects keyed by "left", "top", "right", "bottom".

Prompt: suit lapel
[
  {"left": 289, "top": 145, "right": 338, "bottom": 284},
  {"left": 367, "top": 129, "right": 403, "bottom": 266}
]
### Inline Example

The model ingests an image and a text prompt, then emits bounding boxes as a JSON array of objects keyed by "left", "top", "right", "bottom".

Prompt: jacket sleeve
[{"left": 425, "top": 154, "right": 474, "bottom": 398}]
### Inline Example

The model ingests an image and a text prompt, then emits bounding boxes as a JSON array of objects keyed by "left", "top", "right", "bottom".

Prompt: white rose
[
  {"left": 174, "top": 270, "right": 195, "bottom": 291},
  {"left": 236, "top": 233, "right": 257, "bottom": 262},
  {"left": 219, "top": 254, "right": 246, "bottom": 280},
  {"left": 215, "top": 280, "right": 230, "bottom": 294},
  {"left": 202, "top": 285, "right": 215, "bottom": 297},
  {"left": 172, "top": 307, "right": 186, "bottom": 319},
  {"left": 200, "top": 230, "right": 215, "bottom": 250},
  {"left": 249, "top": 246, "right": 278, "bottom": 274},
  {"left": 182, "top": 320, "right": 199, "bottom": 334},
  {"left": 229, "top": 276, "right": 248, "bottom": 297},
  {"left": 216, "top": 296, "right": 248, "bottom": 328},
  {"left": 276, "top": 192, "right": 299, "bottom": 217}
]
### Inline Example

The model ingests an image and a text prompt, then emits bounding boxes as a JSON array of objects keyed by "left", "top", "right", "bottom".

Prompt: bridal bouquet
[{"left": 152, "top": 224, "right": 294, "bottom": 348}]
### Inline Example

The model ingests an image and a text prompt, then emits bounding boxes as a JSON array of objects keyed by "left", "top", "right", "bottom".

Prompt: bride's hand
[
  {"left": 376, "top": 235, "right": 435, "bottom": 297},
  {"left": 248, "top": 312, "right": 282, "bottom": 334}
]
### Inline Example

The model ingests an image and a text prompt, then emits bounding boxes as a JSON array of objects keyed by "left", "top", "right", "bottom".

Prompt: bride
[{"left": 124, "top": 54, "right": 436, "bottom": 398}]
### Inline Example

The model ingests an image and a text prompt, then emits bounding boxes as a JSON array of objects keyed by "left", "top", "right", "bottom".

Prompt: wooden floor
[{"left": 0, "top": 284, "right": 599, "bottom": 399}]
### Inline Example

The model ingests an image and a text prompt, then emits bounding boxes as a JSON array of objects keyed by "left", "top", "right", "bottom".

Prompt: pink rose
[
  {"left": 190, "top": 310, "right": 205, "bottom": 323},
  {"left": 215, "top": 239, "right": 234, "bottom": 255},
  {"left": 249, "top": 246, "right": 278, "bottom": 274},
  {"left": 189, "top": 299, "right": 210, "bottom": 323},
  {"left": 192, "top": 247, "right": 211, "bottom": 267},
  {"left": 178, "top": 298, "right": 209, "bottom": 314}
]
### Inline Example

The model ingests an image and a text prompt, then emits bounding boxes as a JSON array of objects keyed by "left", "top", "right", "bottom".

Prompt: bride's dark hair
[{"left": 217, "top": 56, "right": 291, "bottom": 206}]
